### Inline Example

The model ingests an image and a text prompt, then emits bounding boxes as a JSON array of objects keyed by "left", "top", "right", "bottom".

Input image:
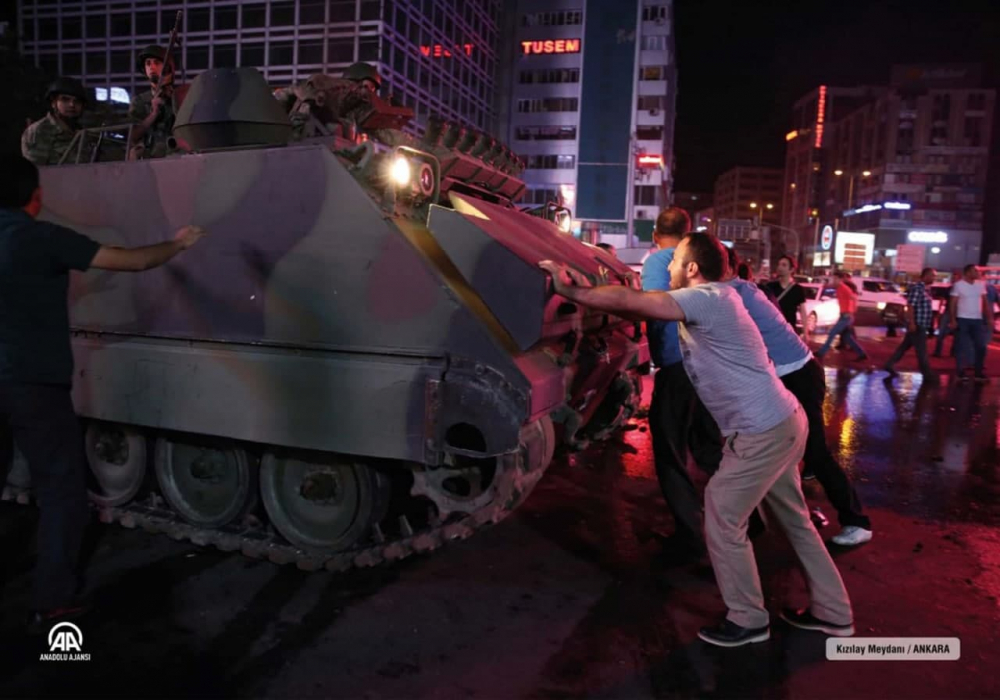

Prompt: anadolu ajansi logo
[{"left": 40, "top": 622, "right": 91, "bottom": 662}]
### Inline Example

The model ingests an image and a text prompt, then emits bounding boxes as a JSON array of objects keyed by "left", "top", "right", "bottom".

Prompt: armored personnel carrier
[{"left": 3, "top": 68, "right": 648, "bottom": 571}]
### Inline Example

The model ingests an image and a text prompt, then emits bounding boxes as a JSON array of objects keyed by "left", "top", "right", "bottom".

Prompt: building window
[
  {"left": 640, "top": 65, "right": 668, "bottom": 80},
  {"left": 526, "top": 154, "right": 576, "bottom": 170},
  {"left": 329, "top": 1, "right": 356, "bottom": 22},
  {"left": 269, "top": 42, "right": 294, "bottom": 66},
  {"left": 187, "top": 46, "right": 209, "bottom": 71},
  {"left": 242, "top": 44, "right": 265, "bottom": 67},
  {"left": 135, "top": 12, "right": 156, "bottom": 36},
  {"left": 636, "top": 125, "right": 663, "bottom": 140},
  {"left": 359, "top": 38, "right": 379, "bottom": 61},
  {"left": 187, "top": 9, "right": 210, "bottom": 32},
  {"left": 214, "top": 7, "right": 238, "bottom": 30},
  {"left": 215, "top": 45, "right": 237, "bottom": 68},
  {"left": 271, "top": 2, "right": 296, "bottom": 26},
  {"left": 523, "top": 187, "right": 560, "bottom": 205},
  {"left": 634, "top": 185, "right": 659, "bottom": 206},
  {"left": 62, "top": 17, "right": 82, "bottom": 40},
  {"left": 242, "top": 6, "right": 266, "bottom": 28},
  {"left": 518, "top": 68, "right": 580, "bottom": 84},
  {"left": 521, "top": 10, "right": 583, "bottom": 27},
  {"left": 517, "top": 97, "right": 579, "bottom": 113},
  {"left": 642, "top": 4, "right": 668, "bottom": 22},
  {"left": 86, "top": 15, "right": 106, "bottom": 39},
  {"left": 515, "top": 126, "right": 577, "bottom": 140},
  {"left": 637, "top": 95, "right": 664, "bottom": 111},
  {"left": 300, "top": 2, "right": 326, "bottom": 24},
  {"left": 967, "top": 92, "right": 986, "bottom": 110},
  {"left": 964, "top": 116, "right": 982, "bottom": 147},
  {"left": 110, "top": 14, "right": 131, "bottom": 37},
  {"left": 641, "top": 35, "right": 667, "bottom": 51},
  {"left": 328, "top": 37, "right": 354, "bottom": 63}
]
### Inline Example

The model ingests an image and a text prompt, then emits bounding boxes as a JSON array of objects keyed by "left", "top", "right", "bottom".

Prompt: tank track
[{"left": 1, "top": 422, "right": 551, "bottom": 574}]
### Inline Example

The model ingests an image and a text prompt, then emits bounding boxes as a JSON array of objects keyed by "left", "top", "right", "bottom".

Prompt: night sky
[{"left": 672, "top": 0, "right": 1000, "bottom": 192}]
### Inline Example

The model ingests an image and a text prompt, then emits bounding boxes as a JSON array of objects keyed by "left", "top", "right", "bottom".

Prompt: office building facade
[
  {"left": 713, "top": 166, "right": 783, "bottom": 225},
  {"left": 499, "top": 0, "right": 677, "bottom": 251},
  {"left": 820, "top": 65, "right": 996, "bottom": 274},
  {"left": 15, "top": 0, "right": 502, "bottom": 132}
]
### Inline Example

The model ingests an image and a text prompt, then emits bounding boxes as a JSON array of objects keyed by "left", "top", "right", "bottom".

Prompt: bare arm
[
  {"left": 798, "top": 302, "right": 809, "bottom": 338},
  {"left": 538, "top": 260, "right": 686, "bottom": 322},
  {"left": 948, "top": 296, "right": 958, "bottom": 328},
  {"left": 90, "top": 226, "right": 206, "bottom": 271}
]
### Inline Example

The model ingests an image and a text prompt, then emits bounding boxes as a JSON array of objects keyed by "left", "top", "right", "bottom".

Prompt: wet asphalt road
[{"left": 1, "top": 329, "right": 999, "bottom": 699}]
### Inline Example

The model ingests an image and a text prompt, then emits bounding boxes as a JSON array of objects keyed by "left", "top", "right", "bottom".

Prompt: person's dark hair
[
  {"left": 726, "top": 246, "right": 739, "bottom": 274},
  {"left": 777, "top": 254, "right": 796, "bottom": 271},
  {"left": 681, "top": 231, "right": 728, "bottom": 282},
  {"left": 654, "top": 207, "right": 691, "bottom": 238},
  {"left": 737, "top": 263, "right": 752, "bottom": 280},
  {"left": 963, "top": 263, "right": 977, "bottom": 275},
  {"left": 0, "top": 153, "right": 39, "bottom": 209},
  {"left": 920, "top": 267, "right": 935, "bottom": 278},
  {"left": 595, "top": 242, "right": 614, "bottom": 253}
]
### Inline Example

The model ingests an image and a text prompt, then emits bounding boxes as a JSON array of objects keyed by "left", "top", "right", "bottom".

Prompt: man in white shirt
[
  {"left": 948, "top": 264, "right": 994, "bottom": 382},
  {"left": 538, "top": 233, "right": 853, "bottom": 648}
]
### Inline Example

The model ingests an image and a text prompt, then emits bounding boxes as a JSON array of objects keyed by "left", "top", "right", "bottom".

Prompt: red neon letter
[
  {"left": 420, "top": 45, "right": 431, "bottom": 56},
  {"left": 565, "top": 39, "right": 580, "bottom": 52},
  {"left": 522, "top": 41, "right": 533, "bottom": 54},
  {"left": 554, "top": 39, "right": 566, "bottom": 53}
]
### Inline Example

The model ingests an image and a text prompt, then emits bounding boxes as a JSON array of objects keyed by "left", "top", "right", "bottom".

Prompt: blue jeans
[
  {"left": 817, "top": 314, "right": 865, "bottom": 357},
  {"left": 954, "top": 318, "right": 986, "bottom": 375}
]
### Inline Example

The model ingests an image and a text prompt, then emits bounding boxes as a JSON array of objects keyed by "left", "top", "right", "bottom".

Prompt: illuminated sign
[
  {"left": 521, "top": 39, "right": 581, "bottom": 55},
  {"left": 908, "top": 230, "right": 948, "bottom": 243},
  {"left": 843, "top": 204, "right": 882, "bottom": 216},
  {"left": 883, "top": 201, "right": 911, "bottom": 210},
  {"left": 785, "top": 130, "right": 799, "bottom": 141},
  {"left": 814, "top": 85, "right": 827, "bottom": 148},
  {"left": 420, "top": 43, "right": 474, "bottom": 58},
  {"left": 636, "top": 153, "right": 664, "bottom": 168},
  {"left": 834, "top": 231, "right": 875, "bottom": 266},
  {"left": 821, "top": 224, "right": 834, "bottom": 251},
  {"left": 813, "top": 251, "right": 832, "bottom": 267}
]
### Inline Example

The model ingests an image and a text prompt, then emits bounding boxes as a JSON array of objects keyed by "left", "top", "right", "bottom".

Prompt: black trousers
[
  {"left": 649, "top": 362, "right": 723, "bottom": 544},
  {"left": 0, "top": 383, "right": 89, "bottom": 609},
  {"left": 887, "top": 327, "right": 932, "bottom": 376},
  {"left": 779, "top": 360, "right": 871, "bottom": 530}
]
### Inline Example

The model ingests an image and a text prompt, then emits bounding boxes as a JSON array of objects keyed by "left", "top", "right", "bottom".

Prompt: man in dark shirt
[
  {"left": 0, "top": 153, "right": 205, "bottom": 630},
  {"left": 884, "top": 267, "right": 936, "bottom": 380},
  {"left": 766, "top": 255, "right": 808, "bottom": 341}
]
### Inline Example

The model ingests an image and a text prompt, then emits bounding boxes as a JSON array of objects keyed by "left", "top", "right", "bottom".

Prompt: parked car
[
  {"left": 856, "top": 278, "right": 908, "bottom": 329},
  {"left": 800, "top": 283, "right": 841, "bottom": 333}
]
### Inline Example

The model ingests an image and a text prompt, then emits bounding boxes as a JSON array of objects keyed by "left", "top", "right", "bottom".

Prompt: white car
[
  {"left": 800, "top": 283, "right": 841, "bottom": 333},
  {"left": 857, "top": 278, "right": 907, "bottom": 325}
]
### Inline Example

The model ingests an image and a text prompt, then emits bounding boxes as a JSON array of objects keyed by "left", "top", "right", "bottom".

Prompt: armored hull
[{"left": 4, "top": 69, "right": 647, "bottom": 570}]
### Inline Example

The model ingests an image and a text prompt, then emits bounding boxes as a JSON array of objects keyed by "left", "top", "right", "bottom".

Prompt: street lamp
[{"left": 834, "top": 169, "right": 872, "bottom": 213}]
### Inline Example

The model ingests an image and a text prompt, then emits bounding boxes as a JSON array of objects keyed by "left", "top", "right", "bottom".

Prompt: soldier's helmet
[
  {"left": 343, "top": 62, "right": 381, "bottom": 89},
  {"left": 45, "top": 76, "right": 89, "bottom": 104},
  {"left": 137, "top": 43, "right": 179, "bottom": 75}
]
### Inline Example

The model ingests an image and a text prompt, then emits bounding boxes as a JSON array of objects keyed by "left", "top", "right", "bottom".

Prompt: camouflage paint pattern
[{"left": 21, "top": 113, "right": 80, "bottom": 166}]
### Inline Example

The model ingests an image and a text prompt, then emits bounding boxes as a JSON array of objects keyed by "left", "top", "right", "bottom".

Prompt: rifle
[{"left": 153, "top": 11, "right": 183, "bottom": 101}]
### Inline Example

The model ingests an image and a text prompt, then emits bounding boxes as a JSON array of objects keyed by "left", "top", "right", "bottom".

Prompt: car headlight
[{"left": 877, "top": 302, "right": 886, "bottom": 310}]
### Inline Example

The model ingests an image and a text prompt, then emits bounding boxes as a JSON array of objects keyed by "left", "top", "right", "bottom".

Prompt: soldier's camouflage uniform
[
  {"left": 21, "top": 114, "right": 80, "bottom": 166},
  {"left": 273, "top": 74, "right": 410, "bottom": 147},
  {"left": 128, "top": 89, "right": 178, "bottom": 158}
]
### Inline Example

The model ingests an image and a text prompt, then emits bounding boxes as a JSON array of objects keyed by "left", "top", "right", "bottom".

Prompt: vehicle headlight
[
  {"left": 877, "top": 302, "right": 886, "bottom": 310},
  {"left": 390, "top": 156, "right": 411, "bottom": 186}
]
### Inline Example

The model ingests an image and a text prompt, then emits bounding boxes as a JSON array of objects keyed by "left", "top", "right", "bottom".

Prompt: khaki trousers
[{"left": 704, "top": 407, "right": 853, "bottom": 629}]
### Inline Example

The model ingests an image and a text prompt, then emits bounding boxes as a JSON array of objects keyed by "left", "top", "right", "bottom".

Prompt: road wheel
[
  {"left": 85, "top": 422, "right": 146, "bottom": 507},
  {"left": 260, "top": 453, "right": 390, "bottom": 553},
  {"left": 154, "top": 436, "right": 256, "bottom": 528}
]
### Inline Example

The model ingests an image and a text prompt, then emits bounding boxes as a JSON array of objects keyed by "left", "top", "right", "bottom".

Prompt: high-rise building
[
  {"left": 713, "top": 166, "right": 783, "bottom": 224},
  {"left": 498, "top": 0, "right": 677, "bottom": 252},
  {"left": 781, "top": 85, "right": 885, "bottom": 253},
  {"left": 15, "top": 0, "right": 502, "bottom": 132},
  {"left": 820, "top": 65, "right": 996, "bottom": 274}
]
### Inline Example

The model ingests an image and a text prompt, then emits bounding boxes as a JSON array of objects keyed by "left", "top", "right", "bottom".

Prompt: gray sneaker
[{"left": 831, "top": 525, "right": 872, "bottom": 547}]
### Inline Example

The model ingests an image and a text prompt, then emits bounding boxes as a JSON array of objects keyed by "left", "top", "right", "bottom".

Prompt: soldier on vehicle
[
  {"left": 274, "top": 62, "right": 392, "bottom": 141},
  {"left": 21, "top": 77, "right": 88, "bottom": 166},
  {"left": 128, "top": 44, "right": 182, "bottom": 159}
]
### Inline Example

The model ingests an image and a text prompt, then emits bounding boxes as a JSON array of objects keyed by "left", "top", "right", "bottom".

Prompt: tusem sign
[{"left": 521, "top": 39, "right": 581, "bottom": 55}]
